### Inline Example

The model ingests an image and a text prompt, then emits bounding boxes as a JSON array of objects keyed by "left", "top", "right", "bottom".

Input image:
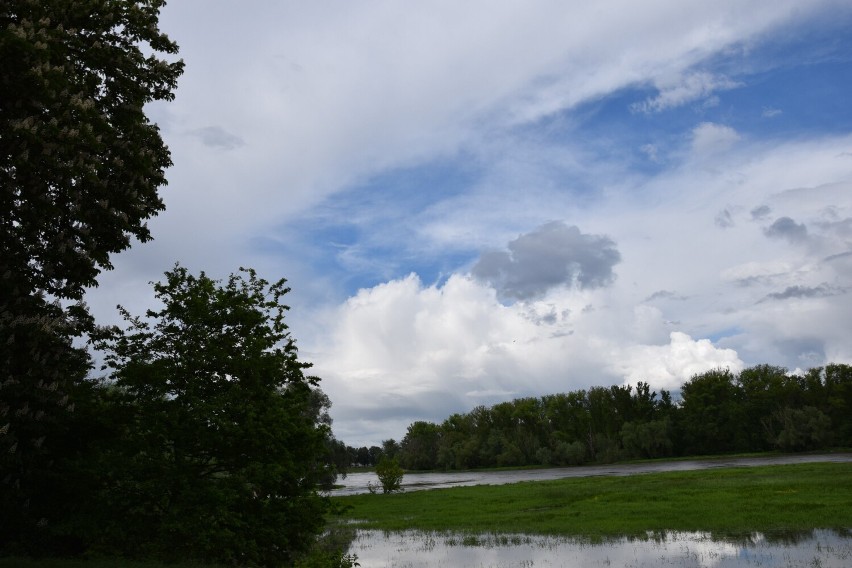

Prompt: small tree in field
[
  {"left": 375, "top": 456, "right": 404, "bottom": 493},
  {"left": 92, "top": 265, "right": 330, "bottom": 565}
]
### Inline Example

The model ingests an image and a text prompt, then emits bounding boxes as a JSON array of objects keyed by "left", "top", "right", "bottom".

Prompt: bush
[{"left": 375, "top": 457, "right": 404, "bottom": 493}]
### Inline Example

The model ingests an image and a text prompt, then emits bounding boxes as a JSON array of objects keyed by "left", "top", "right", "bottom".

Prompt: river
[{"left": 330, "top": 453, "right": 852, "bottom": 496}]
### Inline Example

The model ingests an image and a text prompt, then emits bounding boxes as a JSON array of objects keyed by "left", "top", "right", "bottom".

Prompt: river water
[{"left": 330, "top": 453, "right": 852, "bottom": 496}]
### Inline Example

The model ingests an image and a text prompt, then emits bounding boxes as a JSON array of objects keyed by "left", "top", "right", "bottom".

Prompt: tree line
[{"left": 380, "top": 364, "right": 851, "bottom": 471}]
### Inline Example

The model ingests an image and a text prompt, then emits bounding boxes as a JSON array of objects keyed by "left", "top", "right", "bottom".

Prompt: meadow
[{"left": 336, "top": 462, "right": 852, "bottom": 537}]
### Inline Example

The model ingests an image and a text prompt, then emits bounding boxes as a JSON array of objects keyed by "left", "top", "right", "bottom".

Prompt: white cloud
[
  {"left": 312, "top": 274, "right": 736, "bottom": 442},
  {"left": 631, "top": 72, "right": 741, "bottom": 114},
  {"left": 691, "top": 122, "right": 741, "bottom": 156},
  {"left": 612, "top": 332, "right": 744, "bottom": 391},
  {"left": 135, "top": 0, "right": 830, "bottom": 259}
]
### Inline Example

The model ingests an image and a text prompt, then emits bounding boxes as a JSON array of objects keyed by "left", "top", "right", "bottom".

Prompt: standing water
[{"left": 346, "top": 529, "right": 851, "bottom": 567}]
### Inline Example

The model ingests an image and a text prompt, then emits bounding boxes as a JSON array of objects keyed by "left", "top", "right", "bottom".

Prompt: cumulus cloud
[
  {"left": 763, "top": 216, "right": 808, "bottom": 243},
  {"left": 613, "top": 332, "right": 745, "bottom": 391},
  {"left": 313, "top": 274, "right": 583, "bottom": 441},
  {"left": 311, "top": 270, "right": 752, "bottom": 442},
  {"left": 691, "top": 122, "right": 740, "bottom": 156},
  {"left": 631, "top": 72, "right": 740, "bottom": 114},
  {"left": 471, "top": 221, "right": 621, "bottom": 300}
]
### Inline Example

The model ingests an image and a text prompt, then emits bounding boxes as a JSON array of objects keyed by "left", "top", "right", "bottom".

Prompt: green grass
[{"left": 335, "top": 462, "right": 852, "bottom": 537}]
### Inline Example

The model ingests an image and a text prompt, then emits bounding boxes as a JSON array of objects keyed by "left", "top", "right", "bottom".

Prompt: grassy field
[{"left": 336, "top": 462, "right": 852, "bottom": 537}]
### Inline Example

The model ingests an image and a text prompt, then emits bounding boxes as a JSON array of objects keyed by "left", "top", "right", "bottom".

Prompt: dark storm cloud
[
  {"left": 190, "top": 126, "right": 245, "bottom": 150},
  {"left": 472, "top": 221, "right": 621, "bottom": 300},
  {"left": 763, "top": 216, "right": 808, "bottom": 243}
]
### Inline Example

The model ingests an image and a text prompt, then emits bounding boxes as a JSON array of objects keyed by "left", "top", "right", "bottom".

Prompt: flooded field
[
  {"left": 346, "top": 529, "right": 852, "bottom": 567},
  {"left": 331, "top": 453, "right": 852, "bottom": 496}
]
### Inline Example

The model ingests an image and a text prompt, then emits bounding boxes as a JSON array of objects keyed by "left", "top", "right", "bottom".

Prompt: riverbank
[{"left": 336, "top": 461, "right": 852, "bottom": 537}]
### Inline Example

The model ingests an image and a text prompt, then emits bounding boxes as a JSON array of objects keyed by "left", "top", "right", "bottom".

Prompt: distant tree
[
  {"left": 821, "top": 364, "right": 852, "bottom": 445},
  {"left": 90, "top": 266, "right": 330, "bottom": 565},
  {"left": 510, "top": 397, "right": 546, "bottom": 463},
  {"left": 621, "top": 419, "right": 673, "bottom": 459},
  {"left": 679, "top": 368, "right": 744, "bottom": 454},
  {"left": 769, "top": 406, "right": 832, "bottom": 452},
  {"left": 587, "top": 387, "right": 621, "bottom": 460},
  {"left": 374, "top": 456, "right": 404, "bottom": 494},
  {"left": 355, "top": 446, "right": 371, "bottom": 466},
  {"left": 320, "top": 435, "right": 351, "bottom": 489},
  {"left": 382, "top": 438, "right": 400, "bottom": 459},
  {"left": 737, "top": 364, "right": 800, "bottom": 450},
  {"left": 368, "top": 445, "right": 384, "bottom": 465},
  {"left": 399, "top": 421, "right": 440, "bottom": 470},
  {"left": 437, "top": 413, "right": 476, "bottom": 469},
  {"left": 0, "top": 0, "right": 182, "bottom": 550}
]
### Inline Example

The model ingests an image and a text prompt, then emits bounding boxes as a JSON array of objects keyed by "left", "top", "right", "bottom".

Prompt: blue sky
[{"left": 88, "top": 0, "right": 852, "bottom": 446}]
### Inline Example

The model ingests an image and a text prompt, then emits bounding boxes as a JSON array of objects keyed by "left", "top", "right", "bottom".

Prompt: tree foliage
[
  {"left": 1, "top": 0, "right": 182, "bottom": 550},
  {"left": 1, "top": 0, "right": 183, "bottom": 299},
  {"left": 87, "top": 266, "right": 332, "bottom": 565},
  {"left": 0, "top": 293, "right": 92, "bottom": 552}
]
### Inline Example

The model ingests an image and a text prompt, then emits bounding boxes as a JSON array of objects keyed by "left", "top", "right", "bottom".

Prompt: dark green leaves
[
  {"left": 91, "top": 266, "right": 331, "bottom": 565},
  {"left": 1, "top": 0, "right": 183, "bottom": 299}
]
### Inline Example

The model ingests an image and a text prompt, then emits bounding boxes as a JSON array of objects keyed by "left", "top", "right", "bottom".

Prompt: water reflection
[{"left": 346, "top": 529, "right": 852, "bottom": 567}]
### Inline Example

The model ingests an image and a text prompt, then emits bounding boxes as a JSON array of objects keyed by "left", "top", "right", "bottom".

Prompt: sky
[{"left": 86, "top": 0, "right": 852, "bottom": 447}]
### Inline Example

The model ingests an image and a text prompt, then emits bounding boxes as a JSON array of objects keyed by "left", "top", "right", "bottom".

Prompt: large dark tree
[
  {"left": 1, "top": 0, "right": 183, "bottom": 298},
  {"left": 90, "top": 266, "right": 331, "bottom": 565},
  {"left": 0, "top": 0, "right": 182, "bottom": 550}
]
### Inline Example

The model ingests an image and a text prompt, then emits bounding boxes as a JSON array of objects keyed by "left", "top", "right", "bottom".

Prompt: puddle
[{"left": 345, "top": 529, "right": 852, "bottom": 567}]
